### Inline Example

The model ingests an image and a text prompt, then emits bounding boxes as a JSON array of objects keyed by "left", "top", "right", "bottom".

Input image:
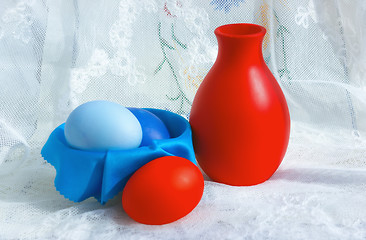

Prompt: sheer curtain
[{"left": 1, "top": 0, "right": 366, "bottom": 239}]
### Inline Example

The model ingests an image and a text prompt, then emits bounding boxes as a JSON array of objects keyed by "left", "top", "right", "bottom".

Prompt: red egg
[{"left": 122, "top": 156, "right": 204, "bottom": 225}]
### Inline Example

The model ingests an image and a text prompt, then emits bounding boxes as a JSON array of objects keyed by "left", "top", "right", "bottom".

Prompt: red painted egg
[{"left": 122, "top": 156, "right": 204, "bottom": 225}]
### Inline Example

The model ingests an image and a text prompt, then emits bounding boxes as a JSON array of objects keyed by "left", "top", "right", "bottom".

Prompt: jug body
[{"left": 189, "top": 23, "right": 290, "bottom": 185}]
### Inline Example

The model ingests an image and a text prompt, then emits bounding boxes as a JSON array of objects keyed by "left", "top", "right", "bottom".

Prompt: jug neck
[{"left": 214, "top": 24, "right": 266, "bottom": 66}]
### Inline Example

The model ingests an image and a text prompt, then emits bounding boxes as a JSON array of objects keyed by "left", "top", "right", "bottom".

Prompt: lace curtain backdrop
[{"left": 1, "top": 0, "right": 366, "bottom": 239}]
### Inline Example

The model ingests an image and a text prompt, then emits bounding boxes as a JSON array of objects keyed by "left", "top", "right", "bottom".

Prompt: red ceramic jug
[{"left": 189, "top": 23, "right": 290, "bottom": 186}]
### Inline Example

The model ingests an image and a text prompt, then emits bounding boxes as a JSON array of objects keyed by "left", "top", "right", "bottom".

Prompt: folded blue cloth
[{"left": 41, "top": 108, "right": 196, "bottom": 204}]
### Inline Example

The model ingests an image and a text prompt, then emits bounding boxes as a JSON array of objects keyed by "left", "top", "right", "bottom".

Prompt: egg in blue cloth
[
  {"left": 128, "top": 107, "right": 170, "bottom": 147},
  {"left": 64, "top": 100, "right": 142, "bottom": 151},
  {"left": 41, "top": 108, "right": 196, "bottom": 204}
]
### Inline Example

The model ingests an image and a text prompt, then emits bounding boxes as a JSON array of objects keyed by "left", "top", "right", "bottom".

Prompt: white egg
[{"left": 64, "top": 100, "right": 142, "bottom": 151}]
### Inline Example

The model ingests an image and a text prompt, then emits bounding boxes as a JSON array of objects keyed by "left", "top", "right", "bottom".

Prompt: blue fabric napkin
[{"left": 41, "top": 108, "right": 196, "bottom": 204}]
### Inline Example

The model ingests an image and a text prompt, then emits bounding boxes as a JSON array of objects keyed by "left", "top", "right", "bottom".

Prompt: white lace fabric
[{"left": 1, "top": 0, "right": 366, "bottom": 239}]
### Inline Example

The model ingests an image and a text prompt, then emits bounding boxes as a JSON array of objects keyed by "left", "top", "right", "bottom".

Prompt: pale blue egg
[{"left": 64, "top": 100, "right": 142, "bottom": 151}]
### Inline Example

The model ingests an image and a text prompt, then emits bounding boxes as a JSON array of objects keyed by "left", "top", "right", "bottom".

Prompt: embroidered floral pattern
[
  {"left": 0, "top": 0, "right": 34, "bottom": 44},
  {"left": 69, "top": 0, "right": 157, "bottom": 107},
  {"left": 183, "top": 8, "right": 210, "bottom": 35},
  {"left": 152, "top": 1, "right": 216, "bottom": 114},
  {"left": 154, "top": 22, "right": 191, "bottom": 115},
  {"left": 274, "top": 11, "right": 292, "bottom": 82},
  {"left": 211, "top": 0, "right": 245, "bottom": 12},
  {"left": 295, "top": 0, "right": 317, "bottom": 29},
  {"left": 181, "top": 66, "right": 205, "bottom": 91},
  {"left": 177, "top": 34, "right": 217, "bottom": 104},
  {"left": 164, "top": 0, "right": 185, "bottom": 18},
  {"left": 256, "top": 1, "right": 270, "bottom": 51},
  {"left": 187, "top": 37, "right": 217, "bottom": 65}
]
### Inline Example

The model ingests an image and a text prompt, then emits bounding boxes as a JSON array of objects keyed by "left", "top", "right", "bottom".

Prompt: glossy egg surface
[
  {"left": 122, "top": 156, "right": 204, "bottom": 225},
  {"left": 128, "top": 108, "right": 170, "bottom": 147},
  {"left": 64, "top": 100, "right": 142, "bottom": 151}
]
